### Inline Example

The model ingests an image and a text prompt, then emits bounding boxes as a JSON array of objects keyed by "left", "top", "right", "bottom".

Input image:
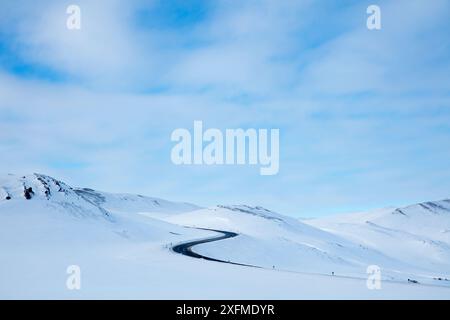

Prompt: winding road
[
  {"left": 172, "top": 228, "right": 260, "bottom": 268},
  {"left": 170, "top": 228, "right": 450, "bottom": 289}
]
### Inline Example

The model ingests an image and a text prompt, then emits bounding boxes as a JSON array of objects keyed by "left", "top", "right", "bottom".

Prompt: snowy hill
[
  {"left": 0, "top": 173, "right": 111, "bottom": 219},
  {"left": 162, "top": 204, "right": 432, "bottom": 281},
  {"left": 307, "top": 199, "right": 450, "bottom": 276},
  {"left": 1, "top": 173, "right": 450, "bottom": 299},
  {"left": 0, "top": 173, "right": 200, "bottom": 219},
  {"left": 74, "top": 187, "right": 201, "bottom": 217},
  {"left": 0, "top": 173, "right": 217, "bottom": 299}
]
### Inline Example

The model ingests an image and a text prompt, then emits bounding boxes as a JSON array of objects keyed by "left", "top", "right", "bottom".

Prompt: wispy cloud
[{"left": 1, "top": 0, "right": 450, "bottom": 216}]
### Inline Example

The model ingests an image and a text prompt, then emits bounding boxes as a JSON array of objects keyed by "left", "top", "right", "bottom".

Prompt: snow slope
[
  {"left": 0, "top": 173, "right": 111, "bottom": 219},
  {"left": 307, "top": 200, "right": 450, "bottom": 280},
  {"left": 163, "top": 205, "right": 449, "bottom": 285},
  {"left": 74, "top": 187, "right": 201, "bottom": 217},
  {"left": 1, "top": 173, "right": 450, "bottom": 299},
  {"left": 0, "top": 173, "right": 217, "bottom": 298}
]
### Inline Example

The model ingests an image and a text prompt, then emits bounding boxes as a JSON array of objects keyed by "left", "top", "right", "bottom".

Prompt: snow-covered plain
[{"left": 0, "top": 173, "right": 449, "bottom": 299}]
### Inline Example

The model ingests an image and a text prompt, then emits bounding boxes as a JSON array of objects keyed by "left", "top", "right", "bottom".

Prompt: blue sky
[{"left": 1, "top": 0, "right": 450, "bottom": 217}]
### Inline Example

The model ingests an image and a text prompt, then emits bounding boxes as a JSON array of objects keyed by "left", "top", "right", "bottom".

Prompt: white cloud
[{"left": 1, "top": 0, "right": 450, "bottom": 216}]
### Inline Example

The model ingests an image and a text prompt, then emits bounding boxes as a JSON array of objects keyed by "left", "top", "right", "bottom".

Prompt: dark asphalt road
[
  {"left": 170, "top": 228, "right": 447, "bottom": 288},
  {"left": 172, "top": 228, "right": 260, "bottom": 268}
]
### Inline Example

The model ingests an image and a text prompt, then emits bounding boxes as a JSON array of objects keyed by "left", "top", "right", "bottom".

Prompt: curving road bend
[
  {"left": 170, "top": 228, "right": 450, "bottom": 288},
  {"left": 172, "top": 228, "right": 260, "bottom": 268}
]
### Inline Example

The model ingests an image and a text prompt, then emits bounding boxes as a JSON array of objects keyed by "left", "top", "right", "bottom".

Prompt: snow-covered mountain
[
  {"left": 307, "top": 200, "right": 450, "bottom": 276},
  {"left": 0, "top": 173, "right": 217, "bottom": 299},
  {"left": 74, "top": 187, "right": 201, "bottom": 217},
  {"left": 1, "top": 173, "right": 450, "bottom": 299},
  {"left": 0, "top": 173, "right": 200, "bottom": 219},
  {"left": 162, "top": 204, "right": 450, "bottom": 283},
  {"left": 0, "top": 173, "right": 111, "bottom": 219}
]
